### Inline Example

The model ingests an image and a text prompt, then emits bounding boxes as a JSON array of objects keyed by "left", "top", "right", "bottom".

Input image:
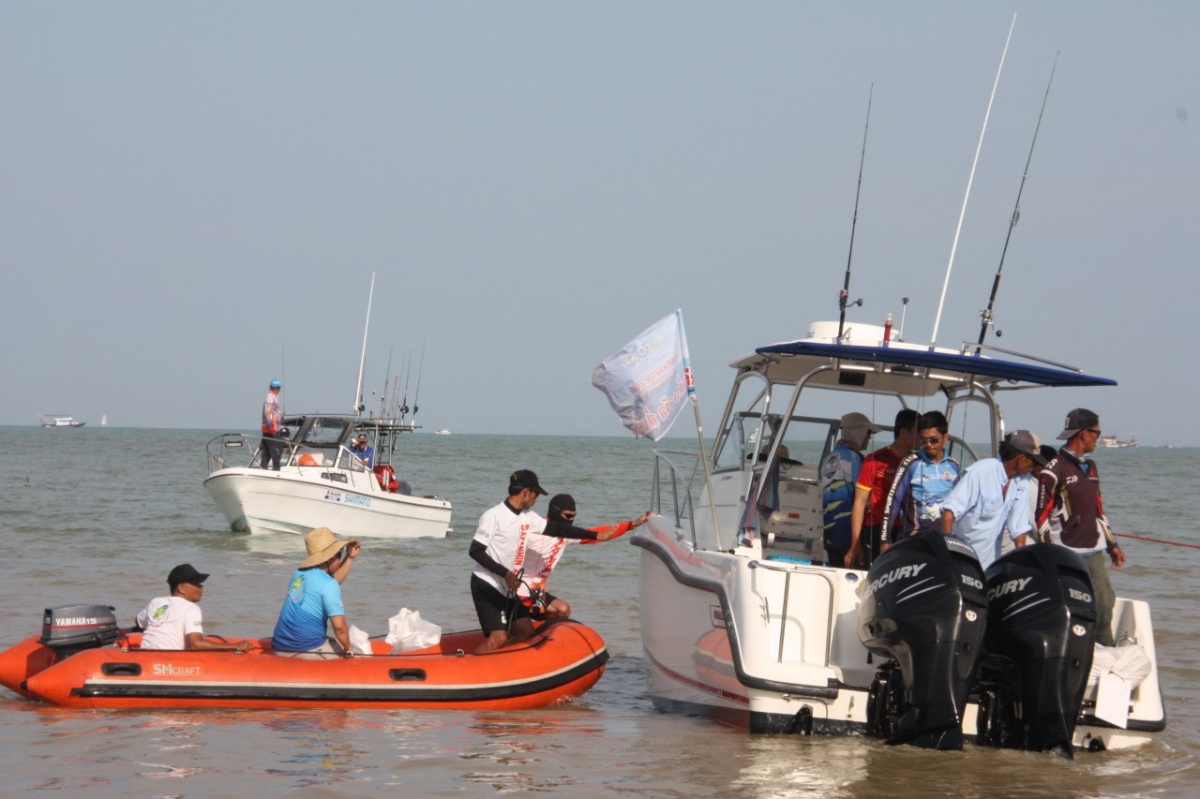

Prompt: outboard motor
[
  {"left": 975, "top": 544, "right": 1097, "bottom": 758},
  {"left": 858, "top": 531, "right": 988, "bottom": 749},
  {"left": 40, "top": 605, "right": 120, "bottom": 657}
]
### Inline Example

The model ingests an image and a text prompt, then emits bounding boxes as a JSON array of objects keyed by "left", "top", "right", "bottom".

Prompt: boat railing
[
  {"left": 206, "top": 433, "right": 377, "bottom": 481},
  {"left": 650, "top": 449, "right": 703, "bottom": 546}
]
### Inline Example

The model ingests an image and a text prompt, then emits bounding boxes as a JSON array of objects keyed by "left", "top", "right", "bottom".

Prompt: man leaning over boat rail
[
  {"left": 272, "top": 527, "right": 362, "bottom": 658},
  {"left": 468, "top": 470, "right": 626, "bottom": 654}
]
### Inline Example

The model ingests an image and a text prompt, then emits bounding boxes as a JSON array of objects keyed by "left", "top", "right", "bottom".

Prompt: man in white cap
[
  {"left": 820, "top": 412, "right": 882, "bottom": 565},
  {"left": 261, "top": 379, "right": 284, "bottom": 470},
  {"left": 272, "top": 527, "right": 363, "bottom": 658},
  {"left": 1035, "top": 408, "right": 1126, "bottom": 646},
  {"left": 940, "top": 430, "right": 1045, "bottom": 570},
  {"left": 136, "top": 564, "right": 252, "bottom": 652}
]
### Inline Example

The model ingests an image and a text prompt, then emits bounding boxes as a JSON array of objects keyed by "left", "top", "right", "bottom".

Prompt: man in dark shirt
[{"left": 1035, "top": 408, "right": 1127, "bottom": 646}]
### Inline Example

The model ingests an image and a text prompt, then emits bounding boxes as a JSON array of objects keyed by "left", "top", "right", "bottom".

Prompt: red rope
[{"left": 1116, "top": 532, "right": 1200, "bottom": 550}]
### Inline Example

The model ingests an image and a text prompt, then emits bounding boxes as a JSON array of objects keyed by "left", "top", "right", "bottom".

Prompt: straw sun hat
[{"left": 300, "top": 527, "right": 347, "bottom": 569}]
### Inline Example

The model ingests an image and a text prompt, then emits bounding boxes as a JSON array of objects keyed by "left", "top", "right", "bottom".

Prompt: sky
[{"left": 2, "top": 3, "right": 1196, "bottom": 444}]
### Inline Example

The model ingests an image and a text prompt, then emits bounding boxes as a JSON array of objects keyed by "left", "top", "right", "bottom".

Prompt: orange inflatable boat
[{"left": 0, "top": 605, "right": 608, "bottom": 710}]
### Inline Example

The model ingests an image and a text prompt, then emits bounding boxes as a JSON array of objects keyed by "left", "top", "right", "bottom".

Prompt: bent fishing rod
[
  {"left": 977, "top": 51, "right": 1060, "bottom": 353},
  {"left": 837, "top": 84, "right": 873, "bottom": 343}
]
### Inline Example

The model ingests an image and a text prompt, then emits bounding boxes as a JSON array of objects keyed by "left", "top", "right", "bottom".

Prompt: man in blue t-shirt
[
  {"left": 272, "top": 527, "right": 362, "bottom": 658},
  {"left": 821, "top": 412, "right": 881, "bottom": 565},
  {"left": 881, "top": 410, "right": 961, "bottom": 547}
]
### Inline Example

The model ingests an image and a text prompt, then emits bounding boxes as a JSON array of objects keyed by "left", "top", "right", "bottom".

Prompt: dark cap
[
  {"left": 168, "top": 563, "right": 209, "bottom": 588},
  {"left": 1039, "top": 444, "right": 1058, "bottom": 463},
  {"left": 509, "top": 469, "right": 547, "bottom": 496},
  {"left": 1005, "top": 430, "right": 1048, "bottom": 465},
  {"left": 548, "top": 494, "right": 576, "bottom": 521},
  {"left": 1057, "top": 408, "right": 1100, "bottom": 441}
]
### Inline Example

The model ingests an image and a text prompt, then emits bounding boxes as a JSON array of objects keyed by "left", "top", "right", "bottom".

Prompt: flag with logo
[{"left": 591, "top": 310, "right": 694, "bottom": 441}]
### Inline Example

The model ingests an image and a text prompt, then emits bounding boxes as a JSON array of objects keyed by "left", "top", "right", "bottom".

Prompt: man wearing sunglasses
[
  {"left": 1035, "top": 408, "right": 1126, "bottom": 646},
  {"left": 880, "top": 410, "right": 961, "bottom": 550}
]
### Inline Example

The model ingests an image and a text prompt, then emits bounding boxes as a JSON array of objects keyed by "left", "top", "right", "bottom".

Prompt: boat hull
[
  {"left": 633, "top": 518, "right": 1164, "bottom": 750},
  {"left": 204, "top": 467, "right": 451, "bottom": 539},
  {"left": 1, "top": 621, "right": 607, "bottom": 710}
]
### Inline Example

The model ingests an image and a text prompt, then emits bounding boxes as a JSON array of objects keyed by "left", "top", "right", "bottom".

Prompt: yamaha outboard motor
[
  {"left": 858, "top": 531, "right": 988, "bottom": 749},
  {"left": 975, "top": 544, "right": 1097, "bottom": 758},
  {"left": 40, "top": 605, "right": 120, "bottom": 658}
]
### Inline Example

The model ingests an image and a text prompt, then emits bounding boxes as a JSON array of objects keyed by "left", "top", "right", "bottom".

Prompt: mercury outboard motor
[
  {"left": 974, "top": 544, "right": 1097, "bottom": 758},
  {"left": 858, "top": 531, "right": 988, "bottom": 749}
]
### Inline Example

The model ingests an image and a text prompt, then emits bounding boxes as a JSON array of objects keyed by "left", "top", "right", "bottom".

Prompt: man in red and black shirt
[
  {"left": 1035, "top": 408, "right": 1127, "bottom": 646},
  {"left": 845, "top": 408, "right": 919, "bottom": 568}
]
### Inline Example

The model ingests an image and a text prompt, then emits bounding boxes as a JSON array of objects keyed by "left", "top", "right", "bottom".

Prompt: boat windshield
[{"left": 297, "top": 417, "right": 354, "bottom": 450}]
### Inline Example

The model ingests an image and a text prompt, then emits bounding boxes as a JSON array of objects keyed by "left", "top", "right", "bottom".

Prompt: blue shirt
[
  {"left": 883, "top": 452, "right": 961, "bottom": 539},
  {"left": 942, "top": 458, "right": 1033, "bottom": 570},
  {"left": 271, "top": 568, "right": 345, "bottom": 652},
  {"left": 821, "top": 444, "right": 863, "bottom": 550}
]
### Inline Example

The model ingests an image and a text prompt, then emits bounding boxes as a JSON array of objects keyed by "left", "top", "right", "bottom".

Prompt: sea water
[{"left": 0, "top": 426, "right": 1197, "bottom": 798}]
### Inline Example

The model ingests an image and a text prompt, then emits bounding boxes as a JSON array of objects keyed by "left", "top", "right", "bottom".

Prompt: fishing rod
[
  {"left": 353, "top": 272, "right": 377, "bottom": 416},
  {"left": 837, "top": 84, "right": 873, "bottom": 343},
  {"left": 976, "top": 52, "right": 1059, "bottom": 354},
  {"left": 931, "top": 13, "right": 1016, "bottom": 349},
  {"left": 411, "top": 336, "right": 426, "bottom": 420}
]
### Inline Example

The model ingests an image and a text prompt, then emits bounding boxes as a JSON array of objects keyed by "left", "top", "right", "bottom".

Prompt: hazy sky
[{"left": 3, "top": 3, "right": 1196, "bottom": 444}]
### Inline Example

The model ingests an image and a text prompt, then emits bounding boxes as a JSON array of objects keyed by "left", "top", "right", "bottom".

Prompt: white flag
[{"left": 591, "top": 311, "right": 693, "bottom": 440}]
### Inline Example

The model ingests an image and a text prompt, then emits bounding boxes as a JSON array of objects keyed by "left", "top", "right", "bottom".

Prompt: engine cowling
[
  {"left": 858, "top": 530, "right": 988, "bottom": 749},
  {"left": 975, "top": 543, "right": 1097, "bottom": 757}
]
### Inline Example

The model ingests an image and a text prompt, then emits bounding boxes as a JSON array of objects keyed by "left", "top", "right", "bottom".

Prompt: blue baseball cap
[{"left": 269, "top": 379, "right": 282, "bottom": 389}]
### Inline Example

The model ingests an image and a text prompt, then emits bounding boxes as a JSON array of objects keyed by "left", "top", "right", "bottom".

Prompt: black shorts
[{"left": 471, "top": 574, "right": 531, "bottom": 635}]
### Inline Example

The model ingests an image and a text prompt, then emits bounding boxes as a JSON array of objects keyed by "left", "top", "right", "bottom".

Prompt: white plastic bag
[
  {"left": 1085, "top": 643, "right": 1153, "bottom": 701},
  {"left": 386, "top": 608, "right": 442, "bottom": 653},
  {"left": 348, "top": 624, "right": 373, "bottom": 655}
]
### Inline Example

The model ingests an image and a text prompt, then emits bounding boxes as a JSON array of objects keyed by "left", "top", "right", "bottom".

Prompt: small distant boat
[
  {"left": 1099, "top": 435, "right": 1138, "bottom": 448},
  {"left": 40, "top": 415, "right": 85, "bottom": 428},
  {"left": 100, "top": 414, "right": 108, "bottom": 427},
  {"left": 434, "top": 428, "right": 452, "bottom": 436}
]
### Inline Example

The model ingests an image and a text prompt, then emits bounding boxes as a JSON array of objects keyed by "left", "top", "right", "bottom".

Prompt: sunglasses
[{"left": 919, "top": 436, "right": 943, "bottom": 445}]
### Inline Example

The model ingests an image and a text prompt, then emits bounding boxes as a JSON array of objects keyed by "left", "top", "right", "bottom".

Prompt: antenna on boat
[
  {"left": 837, "top": 83, "right": 873, "bottom": 343},
  {"left": 930, "top": 13, "right": 1016, "bottom": 350},
  {"left": 354, "top": 272, "right": 376, "bottom": 416},
  {"left": 380, "top": 342, "right": 395, "bottom": 420},
  {"left": 976, "top": 51, "right": 1059, "bottom": 354}
]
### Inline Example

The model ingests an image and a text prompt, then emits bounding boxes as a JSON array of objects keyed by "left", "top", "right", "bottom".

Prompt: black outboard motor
[
  {"left": 975, "top": 544, "right": 1097, "bottom": 758},
  {"left": 40, "top": 605, "right": 120, "bottom": 658},
  {"left": 859, "top": 531, "right": 988, "bottom": 749}
]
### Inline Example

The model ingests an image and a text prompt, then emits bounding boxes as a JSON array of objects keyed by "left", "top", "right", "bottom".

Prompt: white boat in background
[
  {"left": 434, "top": 428, "right": 452, "bottom": 436},
  {"left": 100, "top": 414, "right": 108, "bottom": 427},
  {"left": 40, "top": 415, "right": 85, "bottom": 428},
  {"left": 204, "top": 414, "right": 451, "bottom": 539},
  {"left": 1099, "top": 435, "right": 1138, "bottom": 449},
  {"left": 203, "top": 273, "right": 451, "bottom": 539},
  {"left": 633, "top": 320, "right": 1165, "bottom": 754}
]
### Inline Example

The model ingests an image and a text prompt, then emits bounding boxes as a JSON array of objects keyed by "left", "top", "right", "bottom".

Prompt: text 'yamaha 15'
[{"left": 858, "top": 531, "right": 988, "bottom": 750}]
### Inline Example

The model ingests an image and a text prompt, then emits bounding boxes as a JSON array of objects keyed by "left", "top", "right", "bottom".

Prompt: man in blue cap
[{"left": 261, "top": 379, "right": 284, "bottom": 470}]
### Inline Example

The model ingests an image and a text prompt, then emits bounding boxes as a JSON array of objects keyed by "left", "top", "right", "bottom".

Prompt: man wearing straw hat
[{"left": 272, "top": 527, "right": 363, "bottom": 658}]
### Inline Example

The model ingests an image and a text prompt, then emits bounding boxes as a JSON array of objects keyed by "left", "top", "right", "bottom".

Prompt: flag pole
[{"left": 677, "top": 311, "right": 723, "bottom": 549}]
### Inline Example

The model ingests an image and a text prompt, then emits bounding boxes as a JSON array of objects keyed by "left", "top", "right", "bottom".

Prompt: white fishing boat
[
  {"left": 1099, "top": 435, "right": 1138, "bottom": 449},
  {"left": 203, "top": 273, "right": 452, "bottom": 539},
  {"left": 204, "top": 414, "right": 451, "bottom": 539},
  {"left": 434, "top": 428, "right": 452, "bottom": 436},
  {"left": 633, "top": 321, "right": 1165, "bottom": 753},
  {"left": 40, "top": 415, "right": 85, "bottom": 428}
]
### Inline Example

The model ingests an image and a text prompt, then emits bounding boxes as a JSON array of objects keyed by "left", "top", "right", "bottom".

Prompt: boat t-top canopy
[{"left": 739, "top": 338, "right": 1116, "bottom": 398}]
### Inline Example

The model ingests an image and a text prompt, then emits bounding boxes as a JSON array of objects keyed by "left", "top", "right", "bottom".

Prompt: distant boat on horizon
[
  {"left": 40, "top": 415, "right": 85, "bottom": 428},
  {"left": 100, "top": 414, "right": 108, "bottom": 427},
  {"left": 434, "top": 428, "right": 452, "bottom": 436},
  {"left": 1099, "top": 434, "right": 1138, "bottom": 448}
]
